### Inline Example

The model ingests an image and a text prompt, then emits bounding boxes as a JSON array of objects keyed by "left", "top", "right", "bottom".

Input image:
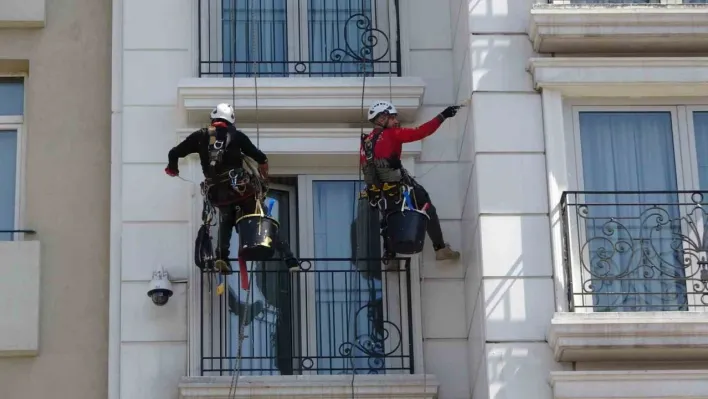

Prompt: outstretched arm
[
  {"left": 392, "top": 116, "right": 444, "bottom": 144},
  {"left": 166, "top": 130, "right": 202, "bottom": 174},
  {"left": 391, "top": 106, "right": 460, "bottom": 144}
]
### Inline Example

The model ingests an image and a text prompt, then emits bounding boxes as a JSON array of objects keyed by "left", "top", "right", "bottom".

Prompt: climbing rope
[
  {"left": 227, "top": 0, "right": 262, "bottom": 396},
  {"left": 349, "top": 2, "right": 398, "bottom": 396},
  {"left": 349, "top": 50, "right": 367, "bottom": 399}
]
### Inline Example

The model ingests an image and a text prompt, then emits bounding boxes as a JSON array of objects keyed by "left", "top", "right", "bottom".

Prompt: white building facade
[{"left": 109, "top": 1, "right": 708, "bottom": 399}]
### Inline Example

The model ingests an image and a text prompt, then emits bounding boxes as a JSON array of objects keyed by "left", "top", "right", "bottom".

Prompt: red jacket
[{"left": 359, "top": 116, "right": 443, "bottom": 165}]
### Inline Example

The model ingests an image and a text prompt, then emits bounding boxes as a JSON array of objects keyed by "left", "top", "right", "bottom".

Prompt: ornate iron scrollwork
[
  {"left": 335, "top": 298, "right": 402, "bottom": 374},
  {"left": 329, "top": 13, "right": 391, "bottom": 65},
  {"left": 572, "top": 191, "right": 708, "bottom": 311}
]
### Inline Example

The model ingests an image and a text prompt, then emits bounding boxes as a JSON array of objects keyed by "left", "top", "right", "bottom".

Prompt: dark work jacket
[{"left": 168, "top": 125, "right": 267, "bottom": 178}]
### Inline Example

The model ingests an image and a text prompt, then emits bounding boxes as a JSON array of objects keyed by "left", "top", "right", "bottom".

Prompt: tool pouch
[{"left": 381, "top": 182, "right": 403, "bottom": 212}]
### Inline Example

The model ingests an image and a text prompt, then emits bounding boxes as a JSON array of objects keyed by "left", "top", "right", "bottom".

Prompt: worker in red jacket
[{"left": 360, "top": 100, "right": 461, "bottom": 261}]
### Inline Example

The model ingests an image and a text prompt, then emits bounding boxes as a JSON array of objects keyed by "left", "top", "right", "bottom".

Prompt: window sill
[
  {"left": 0, "top": 0, "right": 45, "bottom": 28},
  {"left": 175, "top": 127, "right": 422, "bottom": 158},
  {"left": 550, "top": 370, "right": 708, "bottom": 399},
  {"left": 548, "top": 312, "right": 708, "bottom": 362},
  {"left": 178, "top": 374, "right": 439, "bottom": 398},
  {"left": 529, "top": 4, "right": 708, "bottom": 54},
  {"left": 176, "top": 76, "right": 426, "bottom": 125},
  {"left": 528, "top": 57, "right": 708, "bottom": 98}
]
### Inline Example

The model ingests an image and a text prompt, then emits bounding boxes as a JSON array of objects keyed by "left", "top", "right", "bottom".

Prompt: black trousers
[
  {"left": 215, "top": 194, "right": 297, "bottom": 264},
  {"left": 381, "top": 178, "right": 446, "bottom": 252},
  {"left": 215, "top": 196, "right": 256, "bottom": 262}
]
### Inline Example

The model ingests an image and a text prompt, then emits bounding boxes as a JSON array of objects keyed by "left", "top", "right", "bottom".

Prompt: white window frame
[
  {"left": 0, "top": 75, "right": 27, "bottom": 242},
  {"left": 561, "top": 101, "right": 708, "bottom": 312},
  {"left": 198, "top": 0, "right": 399, "bottom": 76},
  {"left": 186, "top": 165, "right": 424, "bottom": 375}
]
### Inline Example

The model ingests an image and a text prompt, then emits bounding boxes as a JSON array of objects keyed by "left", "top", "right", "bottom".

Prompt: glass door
[
  {"left": 222, "top": 184, "right": 297, "bottom": 376},
  {"left": 571, "top": 108, "right": 687, "bottom": 312}
]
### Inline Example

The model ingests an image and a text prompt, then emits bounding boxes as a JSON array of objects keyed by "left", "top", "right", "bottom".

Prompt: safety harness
[
  {"left": 360, "top": 128, "right": 406, "bottom": 211},
  {"left": 203, "top": 126, "right": 257, "bottom": 202}
]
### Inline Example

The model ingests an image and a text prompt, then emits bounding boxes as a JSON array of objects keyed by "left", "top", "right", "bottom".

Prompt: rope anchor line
[{"left": 228, "top": 0, "right": 261, "bottom": 396}]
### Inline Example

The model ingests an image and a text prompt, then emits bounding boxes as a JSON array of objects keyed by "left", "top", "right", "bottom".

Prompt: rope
[
  {"left": 350, "top": 1, "right": 398, "bottom": 396},
  {"left": 227, "top": 1, "right": 261, "bottom": 396},
  {"left": 349, "top": 56, "right": 367, "bottom": 399},
  {"left": 228, "top": 263, "right": 253, "bottom": 398}
]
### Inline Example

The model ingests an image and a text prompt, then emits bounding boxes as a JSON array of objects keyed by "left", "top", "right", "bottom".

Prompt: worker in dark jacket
[
  {"left": 165, "top": 103, "right": 297, "bottom": 273},
  {"left": 360, "top": 100, "right": 461, "bottom": 261}
]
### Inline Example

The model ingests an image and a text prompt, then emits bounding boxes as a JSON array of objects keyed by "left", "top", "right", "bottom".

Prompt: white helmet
[
  {"left": 367, "top": 100, "right": 397, "bottom": 122},
  {"left": 210, "top": 103, "right": 235, "bottom": 124}
]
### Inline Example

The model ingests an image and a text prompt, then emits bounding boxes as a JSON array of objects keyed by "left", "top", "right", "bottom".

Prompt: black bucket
[
  {"left": 385, "top": 209, "right": 429, "bottom": 255},
  {"left": 235, "top": 213, "right": 280, "bottom": 261}
]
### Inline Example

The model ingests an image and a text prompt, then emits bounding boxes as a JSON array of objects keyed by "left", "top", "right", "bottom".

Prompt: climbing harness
[{"left": 207, "top": 125, "right": 231, "bottom": 169}]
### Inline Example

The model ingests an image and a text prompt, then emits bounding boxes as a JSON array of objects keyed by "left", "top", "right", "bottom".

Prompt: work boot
[
  {"left": 435, "top": 243, "right": 460, "bottom": 261},
  {"left": 214, "top": 259, "right": 233, "bottom": 275},
  {"left": 383, "top": 249, "right": 396, "bottom": 260},
  {"left": 285, "top": 257, "right": 299, "bottom": 272}
]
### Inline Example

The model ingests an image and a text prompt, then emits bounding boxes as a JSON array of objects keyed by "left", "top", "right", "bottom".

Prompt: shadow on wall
[
  {"left": 482, "top": 255, "right": 559, "bottom": 399},
  {"left": 480, "top": 215, "right": 574, "bottom": 399},
  {"left": 466, "top": 0, "right": 537, "bottom": 92},
  {"left": 467, "top": 0, "right": 535, "bottom": 33}
]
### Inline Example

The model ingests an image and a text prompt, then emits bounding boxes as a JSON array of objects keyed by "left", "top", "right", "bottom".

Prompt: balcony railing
[
  {"left": 198, "top": 0, "right": 401, "bottom": 77},
  {"left": 545, "top": 1, "right": 708, "bottom": 4},
  {"left": 560, "top": 191, "right": 708, "bottom": 312},
  {"left": 199, "top": 257, "right": 414, "bottom": 376}
]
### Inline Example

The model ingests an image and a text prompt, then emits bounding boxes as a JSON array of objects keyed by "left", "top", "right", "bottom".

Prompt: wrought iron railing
[
  {"left": 199, "top": 257, "right": 414, "bottom": 376},
  {"left": 560, "top": 191, "right": 708, "bottom": 312},
  {"left": 197, "top": 0, "right": 401, "bottom": 77},
  {"left": 544, "top": 1, "right": 708, "bottom": 5}
]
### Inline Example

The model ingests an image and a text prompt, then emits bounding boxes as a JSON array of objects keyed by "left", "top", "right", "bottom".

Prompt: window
[
  {"left": 563, "top": 106, "right": 708, "bottom": 312},
  {"left": 197, "top": 175, "right": 414, "bottom": 376},
  {"left": 198, "top": 0, "right": 400, "bottom": 77},
  {"left": 0, "top": 77, "right": 24, "bottom": 242}
]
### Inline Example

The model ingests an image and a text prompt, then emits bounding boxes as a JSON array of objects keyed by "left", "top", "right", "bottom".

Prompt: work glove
[
  {"left": 440, "top": 105, "right": 460, "bottom": 119},
  {"left": 258, "top": 162, "right": 269, "bottom": 180},
  {"left": 165, "top": 166, "right": 179, "bottom": 177}
]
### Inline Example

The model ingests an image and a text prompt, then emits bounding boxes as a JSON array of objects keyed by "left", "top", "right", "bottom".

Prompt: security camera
[{"left": 147, "top": 267, "right": 173, "bottom": 306}]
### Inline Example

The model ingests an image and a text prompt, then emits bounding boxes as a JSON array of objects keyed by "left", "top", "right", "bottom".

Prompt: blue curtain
[
  {"left": 0, "top": 130, "right": 17, "bottom": 242},
  {"left": 693, "top": 112, "right": 708, "bottom": 191},
  {"left": 578, "top": 112, "right": 687, "bottom": 311},
  {"left": 307, "top": 0, "right": 373, "bottom": 76},
  {"left": 222, "top": 0, "right": 288, "bottom": 77},
  {"left": 312, "top": 180, "right": 383, "bottom": 374}
]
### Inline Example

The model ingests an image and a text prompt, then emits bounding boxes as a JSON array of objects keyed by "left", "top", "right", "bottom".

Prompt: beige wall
[{"left": 0, "top": 0, "right": 111, "bottom": 398}]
